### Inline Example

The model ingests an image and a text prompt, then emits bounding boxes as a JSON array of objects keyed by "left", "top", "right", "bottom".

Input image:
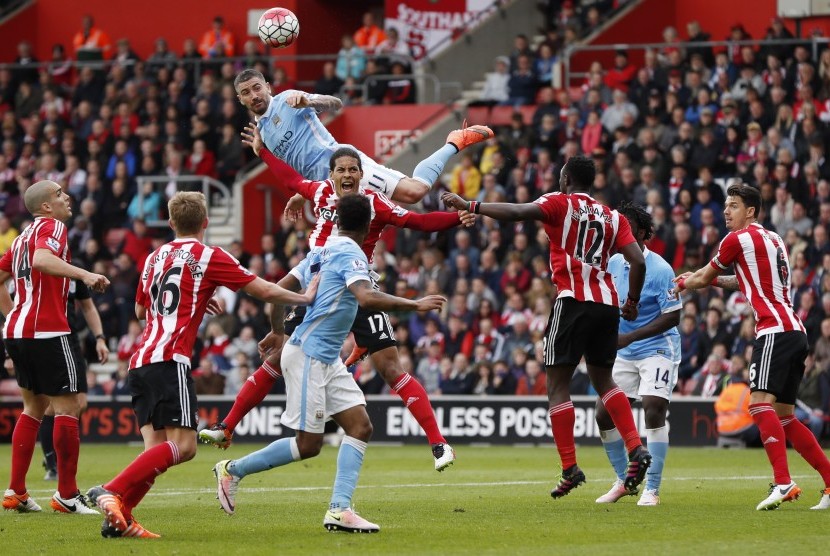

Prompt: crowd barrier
[{"left": 0, "top": 395, "right": 720, "bottom": 445}]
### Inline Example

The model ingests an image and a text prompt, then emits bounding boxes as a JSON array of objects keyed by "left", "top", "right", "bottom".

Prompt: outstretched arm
[
  {"left": 349, "top": 280, "right": 446, "bottom": 312},
  {"left": 243, "top": 275, "right": 319, "bottom": 306},
  {"left": 442, "top": 191, "right": 544, "bottom": 222},
  {"left": 402, "top": 211, "right": 464, "bottom": 232},
  {"left": 674, "top": 264, "right": 720, "bottom": 293}
]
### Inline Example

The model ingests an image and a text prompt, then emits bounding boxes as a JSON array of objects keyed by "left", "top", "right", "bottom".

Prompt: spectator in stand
[
  {"left": 515, "top": 359, "right": 546, "bottom": 395},
  {"left": 384, "top": 62, "right": 415, "bottom": 104},
  {"left": 185, "top": 139, "right": 217, "bottom": 178},
  {"left": 72, "top": 15, "right": 112, "bottom": 60},
  {"left": 0, "top": 215, "right": 18, "bottom": 255},
  {"left": 450, "top": 154, "right": 482, "bottom": 200},
  {"left": 121, "top": 213, "right": 153, "bottom": 260},
  {"left": 795, "top": 351, "right": 828, "bottom": 439},
  {"left": 535, "top": 43, "right": 557, "bottom": 87},
  {"left": 314, "top": 62, "right": 344, "bottom": 96},
  {"left": 116, "top": 319, "right": 143, "bottom": 361},
  {"left": 376, "top": 27, "right": 412, "bottom": 68},
  {"left": 194, "top": 356, "right": 226, "bottom": 395},
  {"left": 147, "top": 37, "right": 177, "bottom": 72},
  {"left": 601, "top": 89, "right": 639, "bottom": 133},
  {"left": 354, "top": 11, "right": 386, "bottom": 54},
  {"left": 335, "top": 34, "right": 366, "bottom": 82},
  {"left": 686, "top": 20, "right": 714, "bottom": 66},
  {"left": 441, "top": 353, "right": 476, "bottom": 394},
  {"left": 604, "top": 50, "right": 637, "bottom": 93},
  {"left": 506, "top": 54, "right": 537, "bottom": 107},
  {"left": 472, "top": 56, "right": 511, "bottom": 107},
  {"left": 200, "top": 16, "right": 235, "bottom": 58}
]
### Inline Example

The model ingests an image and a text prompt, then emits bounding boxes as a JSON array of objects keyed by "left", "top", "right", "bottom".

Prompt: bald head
[{"left": 24, "top": 180, "right": 60, "bottom": 215}]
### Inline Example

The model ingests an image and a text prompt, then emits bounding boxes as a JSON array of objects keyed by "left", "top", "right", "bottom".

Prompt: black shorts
[
  {"left": 283, "top": 305, "right": 397, "bottom": 354},
  {"left": 543, "top": 297, "right": 619, "bottom": 368},
  {"left": 129, "top": 361, "right": 198, "bottom": 431},
  {"left": 67, "top": 334, "right": 89, "bottom": 394},
  {"left": 749, "top": 331, "right": 808, "bottom": 405},
  {"left": 284, "top": 305, "right": 305, "bottom": 336},
  {"left": 4, "top": 336, "right": 84, "bottom": 396}
]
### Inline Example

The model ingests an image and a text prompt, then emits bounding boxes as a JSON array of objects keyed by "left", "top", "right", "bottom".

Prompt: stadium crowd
[{"left": 0, "top": 4, "right": 828, "bottom": 437}]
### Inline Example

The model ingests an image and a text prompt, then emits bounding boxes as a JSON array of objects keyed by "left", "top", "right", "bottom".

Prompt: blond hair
[{"left": 168, "top": 191, "right": 207, "bottom": 235}]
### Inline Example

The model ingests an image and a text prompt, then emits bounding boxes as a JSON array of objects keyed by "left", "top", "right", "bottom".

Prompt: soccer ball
[{"left": 258, "top": 7, "right": 300, "bottom": 49}]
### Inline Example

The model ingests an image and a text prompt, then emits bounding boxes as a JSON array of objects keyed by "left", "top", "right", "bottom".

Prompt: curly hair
[{"left": 618, "top": 201, "right": 654, "bottom": 241}]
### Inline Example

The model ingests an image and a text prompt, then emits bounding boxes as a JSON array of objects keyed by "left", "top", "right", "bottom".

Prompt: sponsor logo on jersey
[{"left": 46, "top": 237, "right": 61, "bottom": 252}]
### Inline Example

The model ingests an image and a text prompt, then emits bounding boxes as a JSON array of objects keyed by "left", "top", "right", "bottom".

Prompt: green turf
[{"left": 1, "top": 443, "right": 828, "bottom": 554}]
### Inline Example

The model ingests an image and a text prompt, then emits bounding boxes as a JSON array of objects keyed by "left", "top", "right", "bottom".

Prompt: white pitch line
[{"left": 28, "top": 474, "right": 818, "bottom": 497}]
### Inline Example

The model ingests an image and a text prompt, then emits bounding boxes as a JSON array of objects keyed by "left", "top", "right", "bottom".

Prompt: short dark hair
[
  {"left": 618, "top": 201, "right": 654, "bottom": 240},
  {"left": 337, "top": 193, "right": 371, "bottom": 233},
  {"left": 563, "top": 155, "right": 596, "bottom": 190},
  {"left": 234, "top": 69, "right": 266, "bottom": 91},
  {"left": 329, "top": 147, "right": 362, "bottom": 172},
  {"left": 726, "top": 182, "right": 761, "bottom": 216}
]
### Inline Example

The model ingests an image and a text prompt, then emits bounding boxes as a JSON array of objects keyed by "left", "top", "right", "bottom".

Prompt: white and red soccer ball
[{"left": 258, "top": 7, "right": 300, "bottom": 49}]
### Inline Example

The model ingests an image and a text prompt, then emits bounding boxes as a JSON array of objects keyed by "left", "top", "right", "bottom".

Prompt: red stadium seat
[
  {"left": 489, "top": 105, "right": 517, "bottom": 126},
  {"left": 518, "top": 105, "right": 537, "bottom": 125},
  {"left": 465, "top": 106, "right": 491, "bottom": 126}
]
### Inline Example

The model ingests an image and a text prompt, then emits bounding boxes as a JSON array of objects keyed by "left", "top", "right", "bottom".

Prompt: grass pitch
[{"left": 1, "top": 443, "right": 828, "bottom": 555}]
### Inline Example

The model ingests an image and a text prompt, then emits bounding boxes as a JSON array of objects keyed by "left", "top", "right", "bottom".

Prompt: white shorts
[
  {"left": 612, "top": 355, "right": 679, "bottom": 402},
  {"left": 280, "top": 343, "right": 366, "bottom": 433},
  {"left": 358, "top": 151, "right": 406, "bottom": 198}
]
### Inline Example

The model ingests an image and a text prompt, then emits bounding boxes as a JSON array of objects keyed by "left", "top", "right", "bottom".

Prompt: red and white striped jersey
[
  {"left": 130, "top": 239, "right": 256, "bottom": 369},
  {"left": 297, "top": 179, "right": 416, "bottom": 263},
  {"left": 0, "top": 217, "right": 70, "bottom": 338},
  {"left": 533, "top": 192, "right": 636, "bottom": 306},
  {"left": 710, "top": 223, "right": 805, "bottom": 336}
]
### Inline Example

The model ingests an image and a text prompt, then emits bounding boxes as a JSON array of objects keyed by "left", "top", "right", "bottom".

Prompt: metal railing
[
  {"left": 563, "top": 37, "right": 830, "bottom": 90},
  {"left": 133, "top": 175, "right": 232, "bottom": 242}
]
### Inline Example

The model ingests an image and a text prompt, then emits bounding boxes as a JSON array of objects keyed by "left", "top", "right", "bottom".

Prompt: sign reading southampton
[{"left": 0, "top": 396, "right": 718, "bottom": 445}]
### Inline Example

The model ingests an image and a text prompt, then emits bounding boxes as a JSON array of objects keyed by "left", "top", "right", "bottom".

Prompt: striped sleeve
[
  {"left": 34, "top": 219, "right": 66, "bottom": 254},
  {"left": 711, "top": 232, "right": 740, "bottom": 270}
]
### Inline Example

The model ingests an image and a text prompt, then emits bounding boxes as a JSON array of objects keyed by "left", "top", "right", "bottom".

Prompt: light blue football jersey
[
  {"left": 608, "top": 247, "right": 681, "bottom": 362},
  {"left": 257, "top": 90, "right": 358, "bottom": 182},
  {"left": 288, "top": 237, "right": 371, "bottom": 364}
]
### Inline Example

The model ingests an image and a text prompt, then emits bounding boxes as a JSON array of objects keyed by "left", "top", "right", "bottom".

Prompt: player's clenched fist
[
  {"left": 84, "top": 272, "right": 110, "bottom": 293},
  {"left": 441, "top": 192, "right": 468, "bottom": 211},
  {"left": 414, "top": 295, "right": 447, "bottom": 312}
]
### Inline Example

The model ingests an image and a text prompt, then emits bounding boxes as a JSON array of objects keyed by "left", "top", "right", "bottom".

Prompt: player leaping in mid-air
[
  {"left": 233, "top": 68, "right": 493, "bottom": 204},
  {"left": 201, "top": 124, "right": 472, "bottom": 470}
]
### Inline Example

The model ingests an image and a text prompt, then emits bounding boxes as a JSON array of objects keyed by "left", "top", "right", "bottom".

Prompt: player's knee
[
  {"left": 395, "top": 179, "right": 428, "bottom": 204},
  {"left": 643, "top": 407, "right": 668, "bottom": 429},
  {"left": 349, "top": 419, "right": 373, "bottom": 443},
  {"left": 371, "top": 351, "right": 402, "bottom": 383},
  {"left": 177, "top": 441, "right": 198, "bottom": 462},
  {"left": 297, "top": 436, "right": 324, "bottom": 459}
]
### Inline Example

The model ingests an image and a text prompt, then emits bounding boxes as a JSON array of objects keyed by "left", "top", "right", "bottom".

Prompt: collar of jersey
[{"left": 329, "top": 235, "right": 359, "bottom": 248}]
